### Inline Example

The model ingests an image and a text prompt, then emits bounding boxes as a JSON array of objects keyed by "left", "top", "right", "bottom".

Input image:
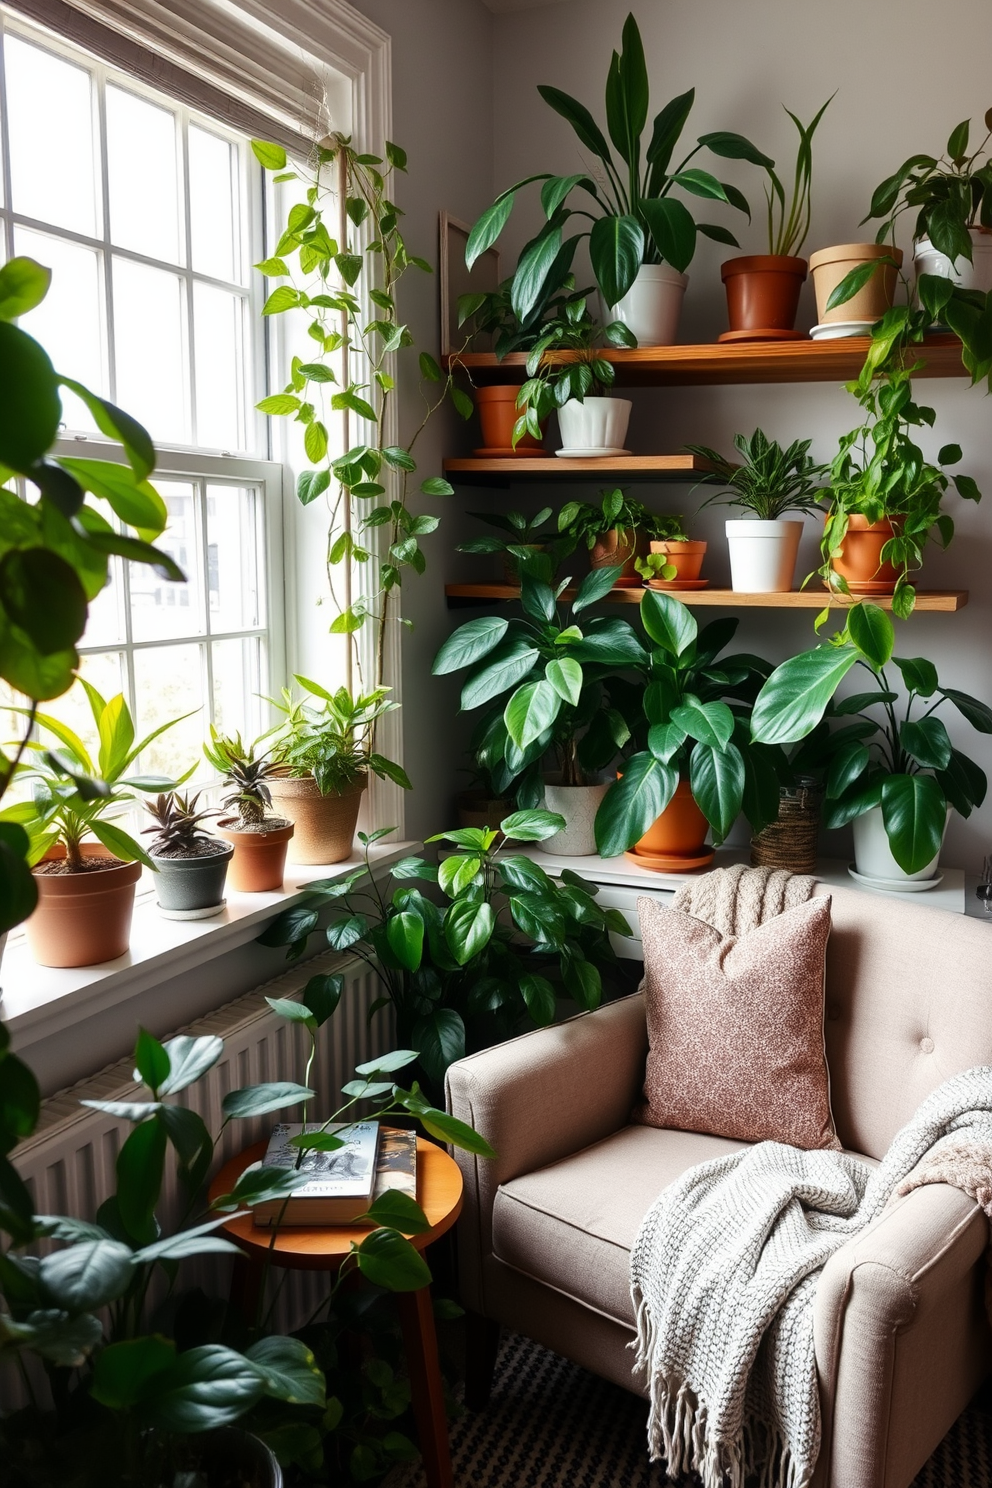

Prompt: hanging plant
[{"left": 250, "top": 134, "right": 472, "bottom": 684}]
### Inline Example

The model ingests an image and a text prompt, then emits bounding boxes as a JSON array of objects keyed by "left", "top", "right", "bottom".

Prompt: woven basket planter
[{"left": 750, "top": 778, "right": 823, "bottom": 875}]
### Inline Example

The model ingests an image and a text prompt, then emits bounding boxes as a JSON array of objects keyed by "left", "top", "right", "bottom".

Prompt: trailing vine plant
[{"left": 251, "top": 134, "right": 472, "bottom": 688}]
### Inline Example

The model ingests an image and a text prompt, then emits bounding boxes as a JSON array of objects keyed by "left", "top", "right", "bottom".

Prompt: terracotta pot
[
  {"left": 267, "top": 774, "right": 366, "bottom": 865},
  {"left": 649, "top": 539, "right": 707, "bottom": 582},
  {"left": 456, "top": 790, "right": 514, "bottom": 831},
  {"left": 720, "top": 254, "right": 808, "bottom": 337},
  {"left": 826, "top": 513, "right": 900, "bottom": 593},
  {"left": 474, "top": 384, "right": 545, "bottom": 454},
  {"left": 636, "top": 780, "right": 709, "bottom": 858},
  {"left": 216, "top": 819, "right": 294, "bottom": 892},
  {"left": 27, "top": 843, "right": 142, "bottom": 968},
  {"left": 590, "top": 527, "right": 646, "bottom": 586},
  {"left": 809, "top": 243, "right": 903, "bottom": 325}
]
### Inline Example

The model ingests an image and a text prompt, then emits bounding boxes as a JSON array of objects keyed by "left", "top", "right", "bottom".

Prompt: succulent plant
[
  {"left": 202, "top": 729, "right": 280, "bottom": 826},
  {"left": 143, "top": 791, "right": 219, "bottom": 857}
]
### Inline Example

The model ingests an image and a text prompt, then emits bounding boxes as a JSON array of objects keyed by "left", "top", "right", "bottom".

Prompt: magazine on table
[{"left": 253, "top": 1120, "right": 381, "bottom": 1226}]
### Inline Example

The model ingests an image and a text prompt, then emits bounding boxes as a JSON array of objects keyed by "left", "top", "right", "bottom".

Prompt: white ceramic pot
[
  {"left": 914, "top": 228, "right": 992, "bottom": 293},
  {"left": 725, "top": 518, "right": 803, "bottom": 593},
  {"left": 538, "top": 780, "right": 610, "bottom": 857},
  {"left": 556, "top": 396, "right": 631, "bottom": 454},
  {"left": 852, "top": 804, "right": 946, "bottom": 884},
  {"left": 607, "top": 263, "right": 688, "bottom": 347}
]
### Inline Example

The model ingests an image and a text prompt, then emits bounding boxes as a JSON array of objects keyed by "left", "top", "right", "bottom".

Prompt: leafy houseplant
[
  {"left": 456, "top": 271, "right": 589, "bottom": 361},
  {"left": 558, "top": 489, "right": 688, "bottom": 586},
  {"left": 750, "top": 602, "right": 992, "bottom": 878},
  {"left": 205, "top": 729, "right": 295, "bottom": 893},
  {"left": 720, "top": 98, "right": 833, "bottom": 339},
  {"left": 687, "top": 429, "right": 826, "bottom": 592},
  {"left": 250, "top": 135, "right": 468, "bottom": 689},
  {"left": 457, "top": 506, "right": 559, "bottom": 584},
  {"left": 266, "top": 679, "right": 411, "bottom": 866},
  {"left": 142, "top": 791, "right": 232, "bottom": 918},
  {"left": 258, "top": 820, "right": 631, "bottom": 1098},
  {"left": 466, "top": 12, "right": 766, "bottom": 345},
  {"left": 8, "top": 685, "right": 185, "bottom": 968},
  {"left": 513, "top": 294, "right": 636, "bottom": 453},
  {"left": 864, "top": 109, "right": 992, "bottom": 290}
]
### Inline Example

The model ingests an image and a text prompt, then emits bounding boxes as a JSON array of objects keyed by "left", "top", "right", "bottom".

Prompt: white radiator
[{"left": 4, "top": 950, "right": 395, "bottom": 1409}]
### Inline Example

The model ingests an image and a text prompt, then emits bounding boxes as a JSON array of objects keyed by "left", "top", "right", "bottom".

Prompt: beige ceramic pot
[
  {"left": 216, "top": 820, "right": 294, "bottom": 892},
  {"left": 267, "top": 773, "right": 367, "bottom": 864},
  {"left": 809, "top": 243, "right": 903, "bottom": 325},
  {"left": 27, "top": 843, "right": 142, "bottom": 968}
]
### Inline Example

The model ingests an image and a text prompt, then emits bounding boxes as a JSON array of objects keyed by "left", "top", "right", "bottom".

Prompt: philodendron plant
[
  {"left": 750, "top": 602, "right": 991, "bottom": 873},
  {"left": 466, "top": 12, "right": 766, "bottom": 313}
]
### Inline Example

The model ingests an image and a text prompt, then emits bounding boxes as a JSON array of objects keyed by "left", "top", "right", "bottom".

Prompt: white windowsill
[{"left": 0, "top": 842, "right": 417, "bottom": 1041}]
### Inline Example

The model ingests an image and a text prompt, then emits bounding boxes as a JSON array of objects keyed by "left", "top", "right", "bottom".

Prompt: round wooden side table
[{"left": 209, "top": 1133, "right": 464, "bottom": 1488}]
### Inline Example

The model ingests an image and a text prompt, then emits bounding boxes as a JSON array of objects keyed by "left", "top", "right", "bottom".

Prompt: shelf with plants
[
  {"left": 443, "top": 453, "right": 720, "bottom": 485},
  {"left": 443, "top": 582, "right": 969, "bottom": 612}
]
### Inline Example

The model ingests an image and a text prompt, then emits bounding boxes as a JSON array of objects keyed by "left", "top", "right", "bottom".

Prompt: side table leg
[
  {"left": 229, "top": 1250, "right": 264, "bottom": 1323},
  {"left": 396, "top": 1286, "right": 452, "bottom": 1488}
]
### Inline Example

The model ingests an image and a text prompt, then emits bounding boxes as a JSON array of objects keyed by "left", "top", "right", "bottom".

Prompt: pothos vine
[{"left": 251, "top": 133, "right": 472, "bottom": 690}]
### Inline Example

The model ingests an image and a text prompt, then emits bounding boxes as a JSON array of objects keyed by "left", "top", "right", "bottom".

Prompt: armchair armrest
[
  {"left": 813, "top": 1182, "right": 989, "bottom": 1488},
  {"left": 445, "top": 993, "right": 648, "bottom": 1313}
]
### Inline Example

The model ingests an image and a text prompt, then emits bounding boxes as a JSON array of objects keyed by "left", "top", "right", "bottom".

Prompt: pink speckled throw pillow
[{"left": 635, "top": 894, "right": 839, "bottom": 1150}]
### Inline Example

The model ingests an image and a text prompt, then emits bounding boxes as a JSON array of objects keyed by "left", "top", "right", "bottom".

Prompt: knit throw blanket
[{"left": 671, "top": 862, "right": 817, "bottom": 936}]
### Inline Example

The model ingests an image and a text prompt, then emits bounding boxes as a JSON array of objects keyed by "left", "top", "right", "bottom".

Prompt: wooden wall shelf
[
  {"left": 444, "top": 583, "right": 969, "bottom": 612},
  {"left": 443, "top": 453, "right": 717, "bottom": 485},
  {"left": 443, "top": 335, "right": 967, "bottom": 388}
]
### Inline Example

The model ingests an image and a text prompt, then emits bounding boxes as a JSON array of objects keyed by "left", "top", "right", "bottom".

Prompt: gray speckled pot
[{"left": 150, "top": 843, "right": 234, "bottom": 913}]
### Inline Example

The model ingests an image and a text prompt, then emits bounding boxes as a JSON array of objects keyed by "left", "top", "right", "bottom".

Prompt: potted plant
[
  {"left": 465, "top": 13, "right": 765, "bottom": 346},
  {"left": 205, "top": 730, "right": 294, "bottom": 892},
  {"left": 862, "top": 110, "right": 992, "bottom": 294},
  {"left": 686, "top": 429, "right": 826, "bottom": 591},
  {"left": 557, "top": 489, "right": 689, "bottom": 587},
  {"left": 266, "top": 680, "right": 411, "bottom": 865},
  {"left": 633, "top": 521, "right": 702, "bottom": 589},
  {"left": 593, "top": 593, "right": 779, "bottom": 864},
  {"left": 750, "top": 602, "right": 991, "bottom": 884},
  {"left": 259, "top": 820, "right": 630, "bottom": 1099},
  {"left": 720, "top": 98, "right": 833, "bottom": 340},
  {"left": 11, "top": 686, "right": 183, "bottom": 968},
  {"left": 514, "top": 294, "right": 636, "bottom": 454},
  {"left": 808, "top": 242, "right": 902, "bottom": 334},
  {"left": 457, "top": 505, "right": 558, "bottom": 582},
  {"left": 142, "top": 790, "right": 233, "bottom": 919}
]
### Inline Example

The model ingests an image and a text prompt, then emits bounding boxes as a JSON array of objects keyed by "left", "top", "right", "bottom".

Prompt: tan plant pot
[
  {"left": 216, "top": 819, "right": 293, "bottom": 892},
  {"left": 267, "top": 774, "right": 367, "bottom": 865},
  {"left": 825, "top": 513, "right": 901, "bottom": 593},
  {"left": 808, "top": 243, "right": 903, "bottom": 325},
  {"left": 590, "top": 527, "right": 646, "bottom": 587},
  {"left": 648, "top": 539, "right": 707, "bottom": 583},
  {"left": 27, "top": 843, "right": 142, "bottom": 968}
]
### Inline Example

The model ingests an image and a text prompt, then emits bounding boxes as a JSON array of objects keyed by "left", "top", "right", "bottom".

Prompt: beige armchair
[{"left": 445, "top": 884, "right": 992, "bottom": 1488}]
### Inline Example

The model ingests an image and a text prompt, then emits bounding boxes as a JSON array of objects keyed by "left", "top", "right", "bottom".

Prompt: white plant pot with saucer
[
  {"left": 914, "top": 227, "right": 992, "bottom": 294},
  {"left": 852, "top": 804, "right": 947, "bottom": 885},
  {"left": 607, "top": 263, "right": 688, "bottom": 347},
  {"left": 556, "top": 397, "right": 631, "bottom": 456},
  {"left": 539, "top": 779, "right": 610, "bottom": 857},
  {"left": 725, "top": 518, "right": 803, "bottom": 593}
]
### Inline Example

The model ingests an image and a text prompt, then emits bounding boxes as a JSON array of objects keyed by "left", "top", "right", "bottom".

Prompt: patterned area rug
[{"left": 386, "top": 1330, "right": 992, "bottom": 1488}]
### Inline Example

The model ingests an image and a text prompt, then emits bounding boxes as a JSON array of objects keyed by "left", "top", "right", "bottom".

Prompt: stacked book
[{"left": 253, "top": 1122, "right": 417, "bottom": 1226}]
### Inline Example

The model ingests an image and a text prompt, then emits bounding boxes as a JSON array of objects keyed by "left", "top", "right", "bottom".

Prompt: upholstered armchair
[{"left": 445, "top": 885, "right": 992, "bottom": 1488}]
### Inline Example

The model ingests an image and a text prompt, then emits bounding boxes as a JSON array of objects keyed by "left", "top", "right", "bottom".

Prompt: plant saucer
[
  {"left": 717, "top": 328, "right": 806, "bottom": 342},
  {"left": 157, "top": 901, "right": 228, "bottom": 920},
  {"left": 624, "top": 846, "right": 716, "bottom": 873},
  {"left": 821, "top": 578, "right": 896, "bottom": 595},
  {"left": 555, "top": 447, "right": 632, "bottom": 458},
  {"left": 847, "top": 866, "right": 943, "bottom": 894},
  {"left": 646, "top": 578, "right": 709, "bottom": 591},
  {"left": 809, "top": 320, "right": 876, "bottom": 340},
  {"left": 472, "top": 446, "right": 551, "bottom": 458}
]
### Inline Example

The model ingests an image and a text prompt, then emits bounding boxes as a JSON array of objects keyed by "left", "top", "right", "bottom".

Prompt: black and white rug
[{"left": 386, "top": 1331, "right": 992, "bottom": 1487}]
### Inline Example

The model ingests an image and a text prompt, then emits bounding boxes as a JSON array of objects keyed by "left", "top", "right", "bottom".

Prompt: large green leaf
[
  {"left": 936, "top": 748, "right": 987, "bottom": 816},
  {"left": 825, "top": 741, "right": 871, "bottom": 799},
  {"left": 751, "top": 645, "right": 859, "bottom": 745},
  {"left": 38, "top": 1239, "right": 134, "bottom": 1311},
  {"left": 511, "top": 221, "right": 564, "bottom": 323},
  {"left": 499, "top": 808, "right": 566, "bottom": 842},
  {"left": 133, "top": 1216, "right": 241, "bottom": 1265},
  {"left": 221, "top": 1083, "right": 314, "bottom": 1120},
  {"left": 605, "top": 13, "right": 648, "bottom": 166},
  {"left": 594, "top": 753, "right": 678, "bottom": 858},
  {"left": 91, "top": 1336, "right": 176, "bottom": 1411},
  {"left": 58, "top": 379, "right": 155, "bottom": 482},
  {"left": 0, "top": 321, "right": 61, "bottom": 472},
  {"left": 133, "top": 1028, "right": 170, "bottom": 1095},
  {"left": 573, "top": 563, "right": 625, "bottom": 613},
  {"left": 0, "top": 822, "right": 37, "bottom": 935},
  {"left": 159, "top": 1035, "right": 223, "bottom": 1096},
  {"left": 59, "top": 459, "right": 166, "bottom": 535},
  {"left": 116, "top": 1119, "right": 167, "bottom": 1245},
  {"left": 211, "top": 1165, "right": 310, "bottom": 1212},
  {"left": 0, "top": 1308, "right": 102, "bottom": 1368},
  {"left": 504, "top": 679, "right": 560, "bottom": 750},
  {"left": 690, "top": 741, "right": 745, "bottom": 843},
  {"left": 411, "top": 1007, "right": 466, "bottom": 1083},
  {"left": 443, "top": 899, "right": 494, "bottom": 965},
  {"left": 545, "top": 656, "right": 582, "bottom": 706},
  {"left": 589, "top": 215, "right": 644, "bottom": 306},
  {"left": 432, "top": 616, "right": 508, "bottom": 675},
  {"left": 0, "top": 548, "right": 87, "bottom": 656},
  {"left": 880, "top": 773, "right": 947, "bottom": 874},
  {"left": 900, "top": 716, "right": 953, "bottom": 770},
  {"left": 698, "top": 131, "right": 774, "bottom": 168},
  {"left": 0, "top": 256, "right": 51, "bottom": 321},
  {"left": 847, "top": 603, "right": 894, "bottom": 668},
  {"left": 892, "top": 656, "right": 938, "bottom": 697},
  {"left": 357, "top": 1227, "right": 431, "bottom": 1292},
  {"left": 671, "top": 696, "right": 734, "bottom": 750},
  {"left": 537, "top": 85, "right": 614, "bottom": 165},
  {"left": 645, "top": 89, "right": 695, "bottom": 173},
  {"left": 640, "top": 197, "right": 696, "bottom": 274},
  {"left": 360, "top": 1190, "right": 432, "bottom": 1236},
  {"left": 940, "top": 687, "right": 992, "bottom": 734},
  {"left": 461, "top": 639, "right": 540, "bottom": 711},
  {"left": 519, "top": 973, "right": 557, "bottom": 1026},
  {"left": 146, "top": 1344, "right": 266, "bottom": 1433},
  {"left": 245, "top": 1336, "right": 325, "bottom": 1407},
  {"left": 386, "top": 911, "right": 425, "bottom": 972},
  {"left": 640, "top": 588, "right": 696, "bottom": 656}
]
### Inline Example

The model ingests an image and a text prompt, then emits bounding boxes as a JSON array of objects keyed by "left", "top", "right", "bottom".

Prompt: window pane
[
  {"left": 81, "top": 557, "right": 126, "bottom": 649},
  {"left": 6, "top": 35, "right": 98, "bottom": 236},
  {"left": 133, "top": 642, "right": 205, "bottom": 781},
  {"left": 206, "top": 484, "right": 263, "bottom": 631},
  {"left": 106, "top": 84, "right": 182, "bottom": 263},
  {"left": 130, "top": 481, "right": 202, "bottom": 642},
  {"left": 15, "top": 227, "right": 105, "bottom": 432},
  {"left": 46, "top": 653, "right": 126, "bottom": 765},
  {"left": 113, "top": 258, "right": 188, "bottom": 444},
  {"left": 212, "top": 636, "right": 263, "bottom": 741},
  {"left": 193, "top": 284, "right": 246, "bottom": 451},
  {"left": 189, "top": 126, "right": 239, "bottom": 282}
]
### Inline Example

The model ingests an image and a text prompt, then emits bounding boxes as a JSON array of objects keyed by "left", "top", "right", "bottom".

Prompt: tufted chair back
[{"left": 820, "top": 884, "right": 992, "bottom": 1159}]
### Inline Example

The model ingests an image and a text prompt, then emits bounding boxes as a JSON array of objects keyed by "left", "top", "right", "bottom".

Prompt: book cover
[
  {"left": 253, "top": 1121, "right": 381, "bottom": 1225},
  {"left": 372, "top": 1127, "right": 418, "bottom": 1202}
]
